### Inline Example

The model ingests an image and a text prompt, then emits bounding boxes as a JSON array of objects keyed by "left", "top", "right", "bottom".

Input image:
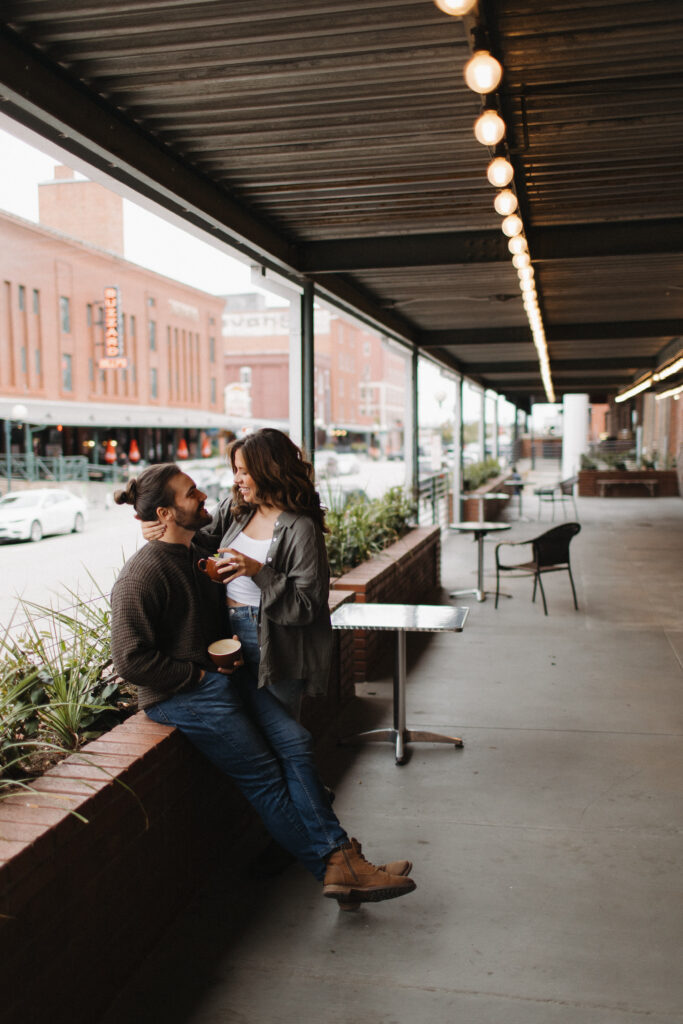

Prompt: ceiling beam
[
  {"left": 299, "top": 220, "right": 683, "bottom": 273},
  {"left": 420, "top": 320, "right": 682, "bottom": 347},
  {"left": 464, "top": 357, "right": 655, "bottom": 374}
]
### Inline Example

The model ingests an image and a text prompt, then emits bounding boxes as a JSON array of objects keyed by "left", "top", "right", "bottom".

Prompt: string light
[
  {"left": 433, "top": 0, "right": 477, "bottom": 15},
  {"left": 508, "top": 235, "right": 527, "bottom": 255},
  {"left": 473, "top": 109, "right": 505, "bottom": 146},
  {"left": 464, "top": 51, "right": 503, "bottom": 94},
  {"left": 614, "top": 378, "right": 653, "bottom": 403},
  {"left": 457, "top": 22, "right": 555, "bottom": 402},
  {"left": 486, "top": 156, "right": 513, "bottom": 187},
  {"left": 656, "top": 383, "right": 683, "bottom": 400},
  {"left": 501, "top": 213, "right": 523, "bottom": 237},
  {"left": 653, "top": 355, "right": 683, "bottom": 382},
  {"left": 493, "top": 189, "right": 518, "bottom": 215}
]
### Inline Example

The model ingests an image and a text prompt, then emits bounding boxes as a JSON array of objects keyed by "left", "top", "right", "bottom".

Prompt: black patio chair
[
  {"left": 494, "top": 522, "right": 581, "bottom": 615},
  {"left": 534, "top": 475, "right": 579, "bottom": 521}
]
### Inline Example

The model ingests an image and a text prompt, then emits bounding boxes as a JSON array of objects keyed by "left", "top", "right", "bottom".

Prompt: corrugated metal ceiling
[{"left": 1, "top": 0, "right": 681, "bottom": 407}]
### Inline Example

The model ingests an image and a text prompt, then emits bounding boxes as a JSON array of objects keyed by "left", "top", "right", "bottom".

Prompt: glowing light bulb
[
  {"left": 494, "top": 189, "right": 518, "bottom": 216},
  {"left": 508, "top": 235, "right": 527, "bottom": 255},
  {"left": 512, "top": 251, "right": 530, "bottom": 269},
  {"left": 501, "top": 214, "right": 523, "bottom": 237},
  {"left": 434, "top": 0, "right": 477, "bottom": 14},
  {"left": 487, "top": 156, "right": 514, "bottom": 187},
  {"left": 473, "top": 110, "right": 505, "bottom": 146},
  {"left": 464, "top": 51, "right": 503, "bottom": 94}
]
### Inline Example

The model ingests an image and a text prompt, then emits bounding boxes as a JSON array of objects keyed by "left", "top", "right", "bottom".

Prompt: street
[{"left": 0, "top": 496, "right": 144, "bottom": 633}]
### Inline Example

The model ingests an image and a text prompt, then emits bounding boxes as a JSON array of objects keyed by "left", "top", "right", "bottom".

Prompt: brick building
[
  {"left": 0, "top": 166, "right": 226, "bottom": 465},
  {"left": 223, "top": 294, "right": 406, "bottom": 455}
]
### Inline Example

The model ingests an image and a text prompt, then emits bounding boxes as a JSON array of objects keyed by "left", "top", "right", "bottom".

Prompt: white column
[
  {"left": 478, "top": 389, "right": 486, "bottom": 460},
  {"left": 562, "top": 394, "right": 590, "bottom": 478}
]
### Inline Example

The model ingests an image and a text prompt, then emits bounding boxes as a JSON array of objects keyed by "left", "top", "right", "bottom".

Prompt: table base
[
  {"left": 339, "top": 726, "right": 464, "bottom": 766},
  {"left": 449, "top": 585, "right": 485, "bottom": 602}
]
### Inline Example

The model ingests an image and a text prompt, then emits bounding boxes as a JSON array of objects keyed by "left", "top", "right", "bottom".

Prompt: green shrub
[
  {"left": 0, "top": 577, "right": 135, "bottom": 785},
  {"left": 324, "top": 485, "right": 417, "bottom": 577},
  {"left": 462, "top": 457, "right": 501, "bottom": 492}
]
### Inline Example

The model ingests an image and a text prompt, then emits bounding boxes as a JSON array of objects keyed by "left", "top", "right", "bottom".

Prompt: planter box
[
  {"left": 0, "top": 592, "right": 358, "bottom": 1024},
  {"left": 331, "top": 525, "right": 441, "bottom": 681},
  {"left": 0, "top": 530, "right": 442, "bottom": 1024},
  {"left": 461, "top": 472, "right": 512, "bottom": 522},
  {"left": 578, "top": 469, "right": 679, "bottom": 497}
]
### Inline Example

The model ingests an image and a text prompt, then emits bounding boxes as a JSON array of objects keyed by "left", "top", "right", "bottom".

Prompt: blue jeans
[
  {"left": 231, "top": 604, "right": 304, "bottom": 719},
  {"left": 145, "top": 607, "right": 347, "bottom": 880}
]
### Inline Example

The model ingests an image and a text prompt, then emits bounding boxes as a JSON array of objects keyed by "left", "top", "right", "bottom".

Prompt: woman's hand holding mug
[{"left": 216, "top": 547, "right": 263, "bottom": 583}]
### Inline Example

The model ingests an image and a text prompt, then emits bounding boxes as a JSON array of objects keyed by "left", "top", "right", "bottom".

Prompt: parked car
[{"left": 0, "top": 489, "right": 88, "bottom": 543}]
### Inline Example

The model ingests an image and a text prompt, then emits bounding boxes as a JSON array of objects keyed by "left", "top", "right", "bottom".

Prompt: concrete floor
[{"left": 99, "top": 480, "right": 683, "bottom": 1024}]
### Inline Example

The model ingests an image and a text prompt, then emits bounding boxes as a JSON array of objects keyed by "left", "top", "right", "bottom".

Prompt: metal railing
[
  {"left": 0, "top": 454, "right": 90, "bottom": 482},
  {"left": 417, "top": 471, "right": 450, "bottom": 532}
]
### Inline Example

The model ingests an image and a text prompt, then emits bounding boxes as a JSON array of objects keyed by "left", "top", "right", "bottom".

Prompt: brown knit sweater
[{"left": 110, "top": 539, "right": 228, "bottom": 710}]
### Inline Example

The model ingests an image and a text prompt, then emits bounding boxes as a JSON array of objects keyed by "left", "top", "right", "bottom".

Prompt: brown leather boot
[
  {"left": 335, "top": 843, "right": 412, "bottom": 911},
  {"left": 323, "top": 838, "right": 416, "bottom": 907}
]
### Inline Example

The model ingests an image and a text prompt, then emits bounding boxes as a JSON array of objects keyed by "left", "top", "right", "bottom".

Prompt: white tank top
[{"left": 224, "top": 531, "right": 272, "bottom": 605}]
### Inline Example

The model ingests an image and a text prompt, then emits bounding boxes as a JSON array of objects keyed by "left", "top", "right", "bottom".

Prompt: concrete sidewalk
[{"left": 99, "top": 487, "right": 683, "bottom": 1024}]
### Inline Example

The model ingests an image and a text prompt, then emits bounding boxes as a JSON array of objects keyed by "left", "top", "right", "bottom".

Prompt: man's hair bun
[{"left": 114, "top": 479, "right": 137, "bottom": 506}]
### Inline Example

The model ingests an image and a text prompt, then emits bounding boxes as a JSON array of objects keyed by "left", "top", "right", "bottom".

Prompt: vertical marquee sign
[{"left": 98, "top": 286, "right": 128, "bottom": 368}]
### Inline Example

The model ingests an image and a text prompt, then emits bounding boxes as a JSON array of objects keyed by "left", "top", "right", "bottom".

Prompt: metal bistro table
[
  {"left": 449, "top": 521, "right": 512, "bottom": 602},
  {"left": 331, "top": 602, "right": 469, "bottom": 765}
]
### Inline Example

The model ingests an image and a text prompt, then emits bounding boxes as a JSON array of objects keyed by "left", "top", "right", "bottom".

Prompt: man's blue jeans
[{"left": 145, "top": 606, "right": 348, "bottom": 880}]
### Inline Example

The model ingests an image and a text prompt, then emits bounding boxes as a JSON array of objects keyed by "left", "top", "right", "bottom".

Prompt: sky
[
  {"left": 0, "top": 118, "right": 530, "bottom": 429},
  {"left": 0, "top": 120, "right": 259, "bottom": 296}
]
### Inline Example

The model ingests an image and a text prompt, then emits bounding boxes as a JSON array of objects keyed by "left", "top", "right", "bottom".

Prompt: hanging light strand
[{"left": 434, "top": 0, "right": 555, "bottom": 402}]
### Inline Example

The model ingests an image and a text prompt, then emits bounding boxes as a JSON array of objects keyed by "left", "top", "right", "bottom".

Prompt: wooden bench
[{"left": 596, "top": 477, "right": 658, "bottom": 497}]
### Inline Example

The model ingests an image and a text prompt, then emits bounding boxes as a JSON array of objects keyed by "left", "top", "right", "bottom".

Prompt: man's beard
[{"left": 172, "top": 504, "right": 211, "bottom": 531}]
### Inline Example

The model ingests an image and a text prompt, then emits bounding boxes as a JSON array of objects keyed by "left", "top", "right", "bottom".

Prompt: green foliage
[
  {"left": 0, "top": 574, "right": 135, "bottom": 785},
  {"left": 324, "top": 485, "right": 417, "bottom": 577},
  {"left": 462, "top": 457, "right": 501, "bottom": 492}
]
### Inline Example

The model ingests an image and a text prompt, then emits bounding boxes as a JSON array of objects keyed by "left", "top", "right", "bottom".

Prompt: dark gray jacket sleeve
[{"left": 252, "top": 516, "right": 329, "bottom": 626}]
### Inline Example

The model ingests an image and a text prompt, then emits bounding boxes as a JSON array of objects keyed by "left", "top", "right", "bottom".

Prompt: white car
[{"left": 0, "top": 488, "right": 88, "bottom": 543}]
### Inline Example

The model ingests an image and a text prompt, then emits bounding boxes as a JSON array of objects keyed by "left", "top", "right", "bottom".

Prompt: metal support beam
[
  {"left": 301, "top": 280, "right": 315, "bottom": 460},
  {"left": 299, "top": 221, "right": 683, "bottom": 273},
  {"left": 409, "top": 347, "right": 419, "bottom": 499},
  {"left": 464, "top": 357, "right": 657, "bottom": 374},
  {"left": 300, "top": 231, "right": 507, "bottom": 272},
  {"left": 421, "top": 321, "right": 682, "bottom": 348}
]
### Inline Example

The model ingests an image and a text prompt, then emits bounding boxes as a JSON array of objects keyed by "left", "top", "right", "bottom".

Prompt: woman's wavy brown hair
[{"left": 228, "top": 429, "right": 328, "bottom": 532}]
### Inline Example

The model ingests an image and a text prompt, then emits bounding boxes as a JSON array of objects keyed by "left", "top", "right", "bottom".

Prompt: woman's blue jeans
[{"left": 145, "top": 605, "right": 348, "bottom": 880}]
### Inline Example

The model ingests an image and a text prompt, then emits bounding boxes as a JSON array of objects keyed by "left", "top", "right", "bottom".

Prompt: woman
[
  {"left": 219, "top": 430, "right": 332, "bottom": 715},
  {"left": 138, "top": 429, "right": 416, "bottom": 908}
]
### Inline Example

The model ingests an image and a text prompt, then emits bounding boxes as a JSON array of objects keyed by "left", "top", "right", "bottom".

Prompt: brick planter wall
[
  {"left": 578, "top": 469, "right": 679, "bottom": 497},
  {"left": 461, "top": 473, "right": 513, "bottom": 522},
  {"left": 331, "top": 526, "right": 441, "bottom": 681},
  {"left": 0, "top": 590, "right": 357, "bottom": 1024}
]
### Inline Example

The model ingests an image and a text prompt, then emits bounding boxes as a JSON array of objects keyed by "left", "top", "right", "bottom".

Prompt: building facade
[
  {"left": 223, "top": 294, "right": 406, "bottom": 455},
  {"left": 1, "top": 167, "right": 226, "bottom": 466}
]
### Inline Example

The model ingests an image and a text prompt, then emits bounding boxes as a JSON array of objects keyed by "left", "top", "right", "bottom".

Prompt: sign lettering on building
[{"left": 99, "top": 285, "right": 128, "bottom": 368}]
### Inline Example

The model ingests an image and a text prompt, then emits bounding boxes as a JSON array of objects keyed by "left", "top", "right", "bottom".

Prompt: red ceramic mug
[{"left": 197, "top": 555, "right": 228, "bottom": 583}]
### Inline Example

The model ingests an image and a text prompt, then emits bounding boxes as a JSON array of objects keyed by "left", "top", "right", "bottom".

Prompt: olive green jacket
[{"left": 197, "top": 500, "right": 333, "bottom": 695}]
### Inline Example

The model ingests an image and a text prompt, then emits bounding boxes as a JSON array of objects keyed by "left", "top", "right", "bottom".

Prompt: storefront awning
[{"left": 0, "top": 398, "right": 230, "bottom": 431}]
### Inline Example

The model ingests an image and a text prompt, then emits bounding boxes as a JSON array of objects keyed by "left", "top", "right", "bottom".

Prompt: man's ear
[{"left": 157, "top": 505, "right": 174, "bottom": 523}]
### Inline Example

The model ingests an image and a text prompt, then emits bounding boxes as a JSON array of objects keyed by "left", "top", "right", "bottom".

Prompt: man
[{"left": 111, "top": 463, "right": 416, "bottom": 908}]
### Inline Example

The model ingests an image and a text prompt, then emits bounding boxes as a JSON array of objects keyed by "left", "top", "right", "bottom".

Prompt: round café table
[{"left": 448, "top": 521, "right": 512, "bottom": 602}]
